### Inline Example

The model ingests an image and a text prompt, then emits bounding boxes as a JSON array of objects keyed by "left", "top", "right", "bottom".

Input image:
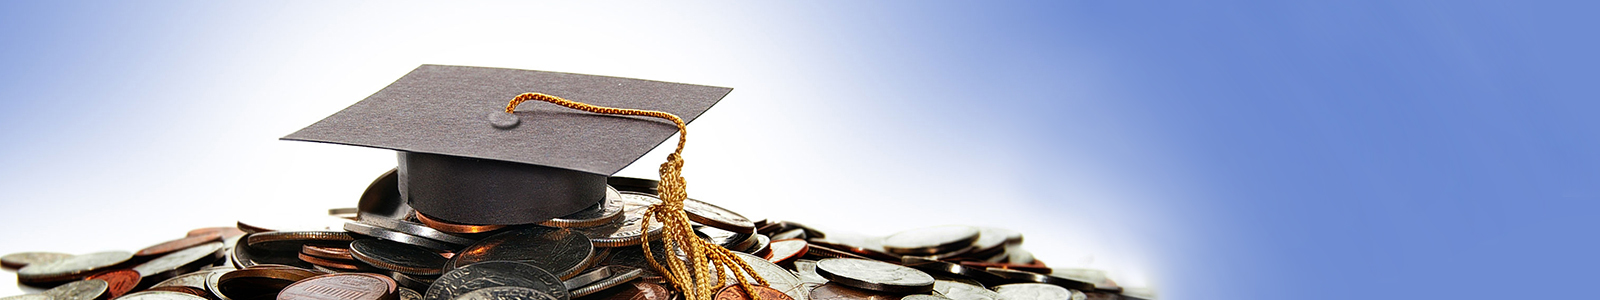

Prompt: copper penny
[
  {"left": 413, "top": 212, "right": 505, "bottom": 234},
  {"left": 87, "top": 269, "right": 141, "bottom": 298},
  {"left": 296, "top": 253, "right": 368, "bottom": 271},
  {"left": 302, "top": 245, "right": 354, "bottom": 261},
  {"left": 806, "top": 283, "right": 899, "bottom": 300},
  {"left": 578, "top": 281, "right": 672, "bottom": 300},
  {"left": 714, "top": 285, "right": 792, "bottom": 300},
  {"left": 277, "top": 273, "right": 397, "bottom": 300},
  {"left": 188, "top": 227, "right": 248, "bottom": 239}
]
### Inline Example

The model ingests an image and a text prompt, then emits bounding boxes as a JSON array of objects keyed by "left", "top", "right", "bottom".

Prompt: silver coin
[
  {"left": 453, "top": 286, "right": 559, "bottom": 300},
  {"left": 932, "top": 280, "right": 998, "bottom": 300},
  {"left": 814, "top": 258, "right": 934, "bottom": 294},
  {"left": 0, "top": 295, "right": 50, "bottom": 300},
  {"left": 985, "top": 268, "right": 1093, "bottom": 291},
  {"left": 41, "top": 279, "right": 107, "bottom": 300},
  {"left": 992, "top": 283, "right": 1077, "bottom": 300},
  {"left": 571, "top": 193, "right": 663, "bottom": 248},
  {"left": 1050, "top": 269, "right": 1117, "bottom": 292},
  {"left": 446, "top": 227, "right": 593, "bottom": 280},
  {"left": 562, "top": 266, "right": 616, "bottom": 290},
  {"left": 902, "top": 295, "right": 954, "bottom": 300},
  {"left": 359, "top": 213, "right": 474, "bottom": 246},
  {"left": 899, "top": 257, "right": 1006, "bottom": 287},
  {"left": 399, "top": 288, "right": 423, "bottom": 300},
  {"left": 425, "top": 261, "right": 570, "bottom": 300},
  {"left": 393, "top": 272, "right": 438, "bottom": 291},
  {"left": 18, "top": 251, "right": 132, "bottom": 283},
  {"left": 882, "top": 226, "right": 979, "bottom": 255},
  {"left": 154, "top": 269, "right": 225, "bottom": 289},
  {"left": 681, "top": 197, "right": 755, "bottom": 234},
  {"left": 350, "top": 238, "right": 448, "bottom": 276},
  {"left": 792, "top": 260, "right": 828, "bottom": 284},
  {"left": 727, "top": 252, "right": 805, "bottom": 300},
  {"left": 232, "top": 233, "right": 312, "bottom": 269},
  {"left": 117, "top": 291, "right": 211, "bottom": 300},
  {"left": 697, "top": 226, "right": 753, "bottom": 250},
  {"left": 1, "top": 252, "right": 73, "bottom": 269},
  {"left": 746, "top": 234, "right": 772, "bottom": 257},
  {"left": 540, "top": 186, "right": 625, "bottom": 228},
  {"left": 134, "top": 242, "right": 226, "bottom": 281},
  {"left": 344, "top": 221, "right": 457, "bottom": 251},
  {"left": 566, "top": 266, "right": 643, "bottom": 298}
]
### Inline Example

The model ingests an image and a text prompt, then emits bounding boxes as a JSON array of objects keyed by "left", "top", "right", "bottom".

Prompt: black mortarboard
[{"left": 283, "top": 65, "right": 730, "bottom": 225}]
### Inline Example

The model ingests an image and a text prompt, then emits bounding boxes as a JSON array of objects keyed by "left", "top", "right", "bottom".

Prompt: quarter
[{"left": 814, "top": 258, "right": 934, "bottom": 294}]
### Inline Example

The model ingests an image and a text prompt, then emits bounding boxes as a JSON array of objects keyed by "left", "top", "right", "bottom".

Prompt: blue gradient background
[{"left": 2, "top": 1, "right": 1596, "bottom": 299}]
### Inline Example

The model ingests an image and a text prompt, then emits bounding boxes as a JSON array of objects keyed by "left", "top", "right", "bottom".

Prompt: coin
[
  {"left": 807, "top": 283, "right": 899, "bottom": 300},
  {"left": 1050, "top": 269, "right": 1118, "bottom": 292},
  {"left": 358, "top": 212, "right": 475, "bottom": 246},
  {"left": 233, "top": 234, "right": 314, "bottom": 269},
  {"left": 302, "top": 244, "right": 355, "bottom": 261},
  {"left": 398, "top": 287, "right": 422, "bottom": 300},
  {"left": 135, "top": 242, "right": 226, "bottom": 282},
  {"left": 982, "top": 268, "right": 1092, "bottom": 291},
  {"left": 791, "top": 260, "right": 828, "bottom": 285},
  {"left": 814, "top": 258, "right": 934, "bottom": 294},
  {"left": 424, "top": 261, "right": 569, "bottom": 300},
  {"left": 801, "top": 244, "right": 870, "bottom": 261},
  {"left": 454, "top": 286, "right": 560, "bottom": 300},
  {"left": 713, "top": 285, "right": 793, "bottom": 300},
  {"left": 574, "top": 281, "right": 671, "bottom": 300},
  {"left": 188, "top": 227, "right": 248, "bottom": 239},
  {"left": 40, "top": 279, "right": 107, "bottom": 300},
  {"left": 246, "top": 231, "right": 355, "bottom": 252},
  {"left": 765, "top": 239, "right": 808, "bottom": 265},
  {"left": 144, "top": 286, "right": 213, "bottom": 298},
  {"left": 697, "top": 226, "right": 753, "bottom": 250},
  {"left": 747, "top": 235, "right": 772, "bottom": 257},
  {"left": 117, "top": 290, "right": 211, "bottom": 300},
  {"left": 903, "top": 295, "right": 954, "bottom": 300},
  {"left": 728, "top": 252, "right": 805, "bottom": 300},
  {"left": 153, "top": 268, "right": 225, "bottom": 289},
  {"left": 297, "top": 252, "right": 371, "bottom": 271},
  {"left": 0, "top": 295, "right": 49, "bottom": 300},
  {"left": 342, "top": 221, "right": 456, "bottom": 251},
  {"left": 215, "top": 267, "right": 322, "bottom": 300},
  {"left": 18, "top": 251, "right": 133, "bottom": 284},
  {"left": 807, "top": 240, "right": 897, "bottom": 262},
  {"left": 607, "top": 177, "right": 659, "bottom": 194},
  {"left": 566, "top": 266, "right": 643, "bottom": 298},
  {"left": 992, "top": 283, "right": 1076, "bottom": 300},
  {"left": 681, "top": 197, "right": 755, "bottom": 234},
  {"left": 572, "top": 193, "right": 664, "bottom": 248},
  {"left": 541, "top": 186, "right": 625, "bottom": 228},
  {"left": 1117, "top": 287, "right": 1157, "bottom": 300},
  {"left": 137, "top": 232, "right": 224, "bottom": 258},
  {"left": 1, "top": 252, "right": 73, "bottom": 269},
  {"left": 277, "top": 273, "right": 397, "bottom": 300},
  {"left": 349, "top": 238, "right": 448, "bottom": 276},
  {"left": 956, "top": 262, "right": 1049, "bottom": 275},
  {"left": 447, "top": 227, "right": 593, "bottom": 280},
  {"left": 86, "top": 269, "right": 140, "bottom": 298},
  {"left": 412, "top": 212, "right": 506, "bottom": 234},
  {"left": 881, "top": 226, "right": 979, "bottom": 256},
  {"left": 900, "top": 257, "right": 1008, "bottom": 288},
  {"left": 931, "top": 279, "right": 998, "bottom": 300}
]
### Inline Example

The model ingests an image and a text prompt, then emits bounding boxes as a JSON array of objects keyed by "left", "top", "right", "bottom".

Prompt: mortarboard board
[{"left": 283, "top": 65, "right": 731, "bottom": 225}]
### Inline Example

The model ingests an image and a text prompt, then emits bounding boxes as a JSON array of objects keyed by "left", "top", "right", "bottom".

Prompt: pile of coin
[{"left": 0, "top": 175, "right": 1155, "bottom": 300}]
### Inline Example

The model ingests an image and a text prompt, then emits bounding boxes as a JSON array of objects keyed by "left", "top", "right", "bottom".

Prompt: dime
[
  {"left": 447, "top": 227, "right": 593, "bottom": 280},
  {"left": 681, "top": 197, "right": 756, "bottom": 234},
  {"left": 342, "top": 221, "right": 456, "bottom": 251},
  {"left": 350, "top": 238, "right": 447, "bottom": 275},
  {"left": 40, "top": 279, "right": 107, "bottom": 300},
  {"left": 540, "top": 186, "right": 626, "bottom": 228},
  {"left": 1, "top": 252, "right": 73, "bottom": 269},
  {"left": 931, "top": 279, "right": 999, "bottom": 300},
  {"left": 992, "top": 283, "right": 1077, "bottom": 300},
  {"left": 136, "top": 232, "right": 224, "bottom": 258},
  {"left": 572, "top": 193, "right": 664, "bottom": 248},
  {"left": 807, "top": 283, "right": 899, "bottom": 300},
  {"left": 881, "top": 226, "right": 979, "bottom": 256},
  {"left": 301, "top": 244, "right": 354, "bottom": 261},
  {"left": 574, "top": 281, "right": 670, "bottom": 300},
  {"left": 765, "top": 239, "right": 808, "bottom": 265},
  {"left": 246, "top": 231, "right": 355, "bottom": 252},
  {"left": 277, "top": 273, "right": 397, "bottom": 300},
  {"left": 134, "top": 242, "right": 227, "bottom": 282},
  {"left": 117, "top": 290, "right": 211, "bottom": 300},
  {"left": 455, "top": 286, "right": 560, "bottom": 300},
  {"left": 358, "top": 212, "right": 475, "bottom": 246},
  {"left": 903, "top": 295, "right": 954, "bottom": 300},
  {"left": 713, "top": 285, "right": 793, "bottom": 300},
  {"left": 729, "top": 252, "right": 805, "bottom": 300},
  {"left": 86, "top": 269, "right": 140, "bottom": 298},
  {"left": 412, "top": 212, "right": 505, "bottom": 234},
  {"left": 424, "top": 261, "right": 569, "bottom": 300},
  {"left": 18, "top": 251, "right": 133, "bottom": 284},
  {"left": 963, "top": 228, "right": 1018, "bottom": 261},
  {"left": 566, "top": 266, "right": 643, "bottom": 298},
  {"left": 814, "top": 258, "right": 934, "bottom": 294},
  {"left": 982, "top": 269, "right": 1092, "bottom": 291}
]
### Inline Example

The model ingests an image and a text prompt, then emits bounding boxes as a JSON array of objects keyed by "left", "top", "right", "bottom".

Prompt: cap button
[{"left": 488, "top": 111, "right": 520, "bottom": 129}]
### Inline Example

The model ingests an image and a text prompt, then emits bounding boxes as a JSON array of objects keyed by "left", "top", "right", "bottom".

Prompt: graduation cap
[{"left": 283, "top": 65, "right": 730, "bottom": 225}]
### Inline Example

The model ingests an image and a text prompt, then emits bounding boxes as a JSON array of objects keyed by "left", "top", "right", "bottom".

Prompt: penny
[
  {"left": 18, "top": 251, "right": 133, "bottom": 284},
  {"left": 729, "top": 252, "right": 804, "bottom": 300},
  {"left": 447, "top": 226, "right": 593, "bottom": 280},
  {"left": 575, "top": 281, "right": 671, "bottom": 300},
  {"left": 41, "top": 279, "right": 107, "bottom": 300},
  {"left": 136, "top": 232, "right": 224, "bottom": 258},
  {"left": 188, "top": 227, "right": 248, "bottom": 239},
  {"left": 135, "top": 242, "right": 227, "bottom": 282},
  {"left": 118, "top": 290, "right": 211, "bottom": 300},
  {"left": 903, "top": 295, "right": 954, "bottom": 300},
  {"left": 2, "top": 252, "right": 74, "bottom": 269},
  {"left": 807, "top": 283, "right": 899, "bottom": 300},
  {"left": 302, "top": 244, "right": 355, "bottom": 261},
  {"left": 277, "top": 273, "right": 397, "bottom": 300},
  {"left": 713, "top": 285, "right": 792, "bottom": 300},
  {"left": 358, "top": 213, "right": 474, "bottom": 246},
  {"left": 424, "top": 261, "right": 569, "bottom": 300},
  {"left": 814, "top": 258, "right": 934, "bottom": 294},
  {"left": 882, "top": 226, "right": 979, "bottom": 256},
  {"left": 350, "top": 238, "right": 448, "bottom": 275},
  {"left": 297, "top": 252, "right": 370, "bottom": 271},
  {"left": 931, "top": 279, "right": 998, "bottom": 300},
  {"left": 412, "top": 212, "right": 506, "bottom": 234},
  {"left": 86, "top": 269, "right": 140, "bottom": 298},
  {"left": 992, "top": 283, "right": 1076, "bottom": 300},
  {"left": 681, "top": 197, "right": 756, "bottom": 234},
  {"left": 765, "top": 239, "right": 808, "bottom": 265},
  {"left": 455, "top": 286, "right": 559, "bottom": 300},
  {"left": 566, "top": 266, "right": 643, "bottom": 298},
  {"left": 540, "top": 186, "right": 625, "bottom": 228},
  {"left": 982, "top": 268, "right": 1091, "bottom": 291},
  {"left": 342, "top": 221, "right": 456, "bottom": 251},
  {"left": 143, "top": 286, "right": 213, "bottom": 298},
  {"left": 573, "top": 192, "right": 664, "bottom": 248}
]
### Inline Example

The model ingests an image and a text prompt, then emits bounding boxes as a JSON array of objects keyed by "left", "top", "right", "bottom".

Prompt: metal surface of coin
[
  {"left": 566, "top": 266, "right": 643, "bottom": 298},
  {"left": 697, "top": 226, "right": 753, "bottom": 250},
  {"left": 87, "top": 269, "right": 140, "bottom": 298},
  {"left": 117, "top": 291, "right": 211, "bottom": 300},
  {"left": 725, "top": 252, "right": 804, "bottom": 300},
  {"left": 765, "top": 239, "right": 808, "bottom": 265},
  {"left": 983, "top": 268, "right": 1092, "bottom": 291},
  {"left": 424, "top": 261, "right": 569, "bottom": 300},
  {"left": 768, "top": 228, "right": 804, "bottom": 241},
  {"left": 247, "top": 231, "right": 355, "bottom": 252},
  {"left": 747, "top": 234, "right": 771, "bottom": 257},
  {"left": 302, "top": 244, "right": 355, "bottom": 261},
  {"left": 802, "top": 243, "right": 871, "bottom": 261},
  {"left": 957, "top": 262, "right": 1049, "bottom": 275},
  {"left": 562, "top": 266, "right": 616, "bottom": 290},
  {"left": 792, "top": 260, "right": 827, "bottom": 284},
  {"left": 807, "top": 283, "right": 899, "bottom": 300},
  {"left": 277, "top": 273, "right": 397, "bottom": 300},
  {"left": 992, "top": 283, "right": 1075, "bottom": 300},
  {"left": 607, "top": 177, "right": 659, "bottom": 194},
  {"left": 359, "top": 213, "right": 475, "bottom": 246},
  {"left": 231, "top": 237, "right": 314, "bottom": 270},
  {"left": 931, "top": 280, "right": 998, "bottom": 300},
  {"left": 808, "top": 238, "right": 898, "bottom": 262},
  {"left": 298, "top": 252, "right": 371, "bottom": 271},
  {"left": 18, "top": 251, "right": 133, "bottom": 283},
  {"left": 350, "top": 238, "right": 448, "bottom": 275},
  {"left": 713, "top": 285, "right": 793, "bottom": 300},
  {"left": 392, "top": 272, "right": 437, "bottom": 291},
  {"left": 902, "top": 295, "right": 954, "bottom": 300},
  {"left": 540, "top": 186, "right": 625, "bottom": 228},
  {"left": 0, "top": 295, "right": 50, "bottom": 300},
  {"left": 144, "top": 286, "right": 213, "bottom": 298},
  {"left": 881, "top": 226, "right": 979, "bottom": 256},
  {"left": 136, "top": 233, "right": 224, "bottom": 258},
  {"left": 41, "top": 279, "right": 107, "bottom": 300},
  {"left": 216, "top": 268, "right": 322, "bottom": 300},
  {"left": 573, "top": 192, "right": 664, "bottom": 248},
  {"left": 901, "top": 257, "right": 1007, "bottom": 287},
  {"left": 681, "top": 197, "right": 755, "bottom": 234},
  {"left": 399, "top": 287, "right": 423, "bottom": 300},
  {"left": 154, "top": 269, "right": 224, "bottom": 289},
  {"left": 814, "top": 258, "right": 934, "bottom": 294},
  {"left": 189, "top": 227, "right": 249, "bottom": 239},
  {"left": 447, "top": 227, "right": 593, "bottom": 280},
  {"left": 454, "top": 286, "right": 559, "bottom": 300},
  {"left": 2, "top": 252, "right": 73, "bottom": 269},
  {"left": 574, "top": 281, "right": 670, "bottom": 300},
  {"left": 1050, "top": 269, "right": 1117, "bottom": 292},
  {"left": 413, "top": 212, "right": 506, "bottom": 234},
  {"left": 343, "top": 221, "right": 457, "bottom": 251},
  {"left": 135, "top": 242, "right": 226, "bottom": 281},
  {"left": 1118, "top": 287, "right": 1157, "bottom": 300}
]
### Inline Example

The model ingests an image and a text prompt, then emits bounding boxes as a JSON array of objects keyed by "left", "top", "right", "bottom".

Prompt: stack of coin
[{"left": 0, "top": 176, "right": 1153, "bottom": 300}]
